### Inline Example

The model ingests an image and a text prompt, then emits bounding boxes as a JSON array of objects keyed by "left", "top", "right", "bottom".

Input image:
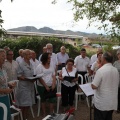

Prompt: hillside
[{"left": 8, "top": 26, "right": 100, "bottom": 38}]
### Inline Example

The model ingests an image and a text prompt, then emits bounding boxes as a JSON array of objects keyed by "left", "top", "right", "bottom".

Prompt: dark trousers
[
  {"left": 61, "top": 83, "right": 76, "bottom": 107},
  {"left": 118, "top": 87, "right": 120, "bottom": 111},
  {"left": 77, "top": 71, "right": 87, "bottom": 84},
  {"left": 94, "top": 107, "right": 113, "bottom": 120}
]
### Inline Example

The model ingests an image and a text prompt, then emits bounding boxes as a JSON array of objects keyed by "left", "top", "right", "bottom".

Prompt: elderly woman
[
  {"left": 0, "top": 49, "right": 16, "bottom": 120},
  {"left": 15, "top": 49, "right": 35, "bottom": 120},
  {"left": 113, "top": 49, "right": 120, "bottom": 113},
  {"left": 35, "top": 52, "right": 56, "bottom": 117},
  {"left": 59, "top": 58, "right": 78, "bottom": 111}
]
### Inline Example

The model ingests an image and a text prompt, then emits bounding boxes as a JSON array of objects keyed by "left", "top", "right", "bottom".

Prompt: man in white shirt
[
  {"left": 3, "top": 50, "right": 18, "bottom": 82},
  {"left": 46, "top": 43, "right": 58, "bottom": 72},
  {"left": 57, "top": 46, "right": 69, "bottom": 70},
  {"left": 91, "top": 52, "right": 119, "bottom": 120},
  {"left": 74, "top": 48, "right": 90, "bottom": 84},
  {"left": 90, "top": 48, "right": 103, "bottom": 66},
  {"left": 30, "top": 50, "right": 39, "bottom": 75}
]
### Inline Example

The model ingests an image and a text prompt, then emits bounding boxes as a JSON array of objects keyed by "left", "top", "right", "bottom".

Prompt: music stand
[{"left": 79, "top": 83, "right": 94, "bottom": 120}]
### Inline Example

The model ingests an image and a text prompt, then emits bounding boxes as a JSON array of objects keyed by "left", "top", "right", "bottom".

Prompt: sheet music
[{"left": 79, "top": 83, "right": 94, "bottom": 97}]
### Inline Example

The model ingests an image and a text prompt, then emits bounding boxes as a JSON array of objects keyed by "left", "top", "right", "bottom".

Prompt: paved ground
[{"left": 25, "top": 100, "right": 120, "bottom": 120}]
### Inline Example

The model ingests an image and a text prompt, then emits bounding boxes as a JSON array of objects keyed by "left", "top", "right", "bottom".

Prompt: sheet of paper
[{"left": 79, "top": 83, "right": 94, "bottom": 97}]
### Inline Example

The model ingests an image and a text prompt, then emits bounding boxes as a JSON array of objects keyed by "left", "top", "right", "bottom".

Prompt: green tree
[{"left": 52, "top": 0, "right": 120, "bottom": 38}]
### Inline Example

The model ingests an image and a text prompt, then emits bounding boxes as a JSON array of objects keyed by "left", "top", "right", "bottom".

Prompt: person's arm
[
  {"left": 52, "top": 75, "right": 56, "bottom": 90},
  {"left": 58, "top": 71, "right": 64, "bottom": 81},
  {"left": 0, "top": 88, "right": 13, "bottom": 94},
  {"left": 91, "top": 84, "right": 98, "bottom": 89}
]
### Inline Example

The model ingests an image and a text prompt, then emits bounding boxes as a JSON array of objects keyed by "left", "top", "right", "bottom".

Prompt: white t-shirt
[
  {"left": 62, "top": 67, "right": 77, "bottom": 87},
  {"left": 92, "top": 63, "right": 119, "bottom": 111},
  {"left": 74, "top": 55, "right": 90, "bottom": 71},
  {"left": 35, "top": 64, "right": 55, "bottom": 86},
  {"left": 90, "top": 54, "right": 97, "bottom": 65}
]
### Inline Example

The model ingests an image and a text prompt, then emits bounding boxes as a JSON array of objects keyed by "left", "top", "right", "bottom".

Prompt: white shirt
[
  {"left": 50, "top": 53, "right": 58, "bottom": 70},
  {"left": 62, "top": 67, "right": 77, "bottom": 87},
  {"left": 90, "top": 54, "right": 97, "bottom": 65},
  {"left": 35, "top": 64, "right": 55, "bottom": 86},
  {"left": 57, "top": 52, "right": 69, "bottom": 64},
  {"left": 92, "top": 63, "right": 119, "bottom": 111},
  {"left": 3, "top": 60, "right": 18, "bottom": 82},
  {"left": 74, "top": 55, "right": 90, "bottom": 71},
  {"left": 16, "top": 56, "right": 23, "bottom": 64},
  {"left": 30, "top": 59, "right": 40, "bottom": 75}
]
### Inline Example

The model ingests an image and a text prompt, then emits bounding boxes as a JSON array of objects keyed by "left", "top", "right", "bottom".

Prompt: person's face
[
  {"left": 117, "top": 53, "right": 120, "bottom": 60},
  {"left": 61, "top": 47, "right": 66, "bottom": 54},
  {"left": 47, "top": 45, "right": 53, "bottom": 53},
  {"left": 98, "top": 53, "right": 102, "bottom": 61},
  {"left": 0, "top": 52, "right": 6, "bottom": 65},
  {"left": 101, "top": 55, "right": 105, "bottom": 65},
  {"left": 81, "top": 51, "right": 86, "bottom": 58},
  {"left": 31, "top": 52, "right": 36, "bottom": 59},
  {"left": 67, "top": 62, "right": 74, "bottom": 69},
  {"left": 7, "top": 51, "right": 14, "bottom": 61},
  {"left": 24, "top": 51, "right": 31, "bottom": 61},
  {"left": 43, "top": 48, "right": 47, "bottom": 53}
]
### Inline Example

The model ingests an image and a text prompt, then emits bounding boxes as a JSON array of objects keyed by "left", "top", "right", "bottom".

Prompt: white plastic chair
[
  {"left": 0, "top": 102, "right": 7, "bottom": 120},
  {"left": 34, "top": 81, "right": 41, "bottom": 117},
  {"left": 75, "top": 74, "right": 90, "bottom": 110},
  {"left": 84, "top": 73, "right": 94, "bottom": 83},
  {"left": 56, "top": 76, "right": 62, "bottom": 113}
]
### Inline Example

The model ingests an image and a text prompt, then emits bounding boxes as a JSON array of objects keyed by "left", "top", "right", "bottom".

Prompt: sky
[{"left": 0, "top": 0, "right": 105, "bottom": 34}]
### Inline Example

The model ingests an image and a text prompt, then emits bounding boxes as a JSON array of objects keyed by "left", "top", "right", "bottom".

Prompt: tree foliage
[{"left": 52, "top": 0, "right": 120, "bottom": 38}]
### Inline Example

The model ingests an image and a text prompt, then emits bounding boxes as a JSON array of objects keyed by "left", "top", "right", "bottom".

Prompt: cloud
[{"left": 0, "top": 0, "right": 104, "bottom": 34}]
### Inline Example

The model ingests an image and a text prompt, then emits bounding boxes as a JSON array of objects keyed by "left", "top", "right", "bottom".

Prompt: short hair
[
  {"left": 41, "top": 53, "right": 50, "bottom": 65},
  {"left": 6, "top": 50, "right": 13, "bottom": 55},
  {"left": 19, "top": 49, "right": 24, "bottom": 54},
  {"left": 22, "top": 49, "right": 30, "bottom": 57},
  {"left": 66, "top": 58, "right": 74, "bottom": 65},
  {"left": 81, "top": 48, "right": 86, "bottom": 52},
  {"left": 97, "top": 52, "right": 103, "bottom": 57},
  {"left": 103, "top": 52, "right": 113, "bottom": 63},
  {"left": 117, "top": 49, "right": 120, "bottom": 55},
  {"left": 0, "top": 49, "right": 6, "bottom": 54},
  {"left": 46, "top": 43, "right": 53, "bottom": 48}
]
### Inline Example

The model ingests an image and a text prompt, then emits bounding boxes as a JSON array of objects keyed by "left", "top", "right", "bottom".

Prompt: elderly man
[
  {"left": 3, "top": 50, "right": 18, "bottom": 82},
  {"left": 46, "top": 43, "right": 58, "bottom": 71},
  {"left": 30, "top": 50, "right": 39, "bottom": 75},
  {"left": 16, "top": 49, "right": 24, "bottom": 64},
  {"left": 91, "top": 52, "right": 119, "bottom": 120},
  {"left": 57, "top": 46, "right": 69, "bottom": 70}
]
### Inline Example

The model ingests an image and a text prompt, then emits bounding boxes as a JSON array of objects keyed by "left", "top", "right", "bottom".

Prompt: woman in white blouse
[
  {"left": 59, "top": 58, "right": 78, "bottom": 111},
  {"left": 35, "top": 53, "right": 56, "bottom": 117}
]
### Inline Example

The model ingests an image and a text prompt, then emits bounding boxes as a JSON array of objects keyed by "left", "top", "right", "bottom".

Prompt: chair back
[
  {"left": 84, "top": 73, "right": 93, "bottom": 83},
  {"left": 0, "top": 102, "right": 7, "bottom": 120},
  {"left": 56, "top": 76, "right": 61, "bottom": 92},
  {"left": 78, "top": 74, "right": 83, "bottom": 85}
]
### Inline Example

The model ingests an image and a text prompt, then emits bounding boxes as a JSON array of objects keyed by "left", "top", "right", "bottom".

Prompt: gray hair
[
  {"left": 103, "top": 52, "right": 113, "bottom": 63},
  {"left": 46, "top": 43, "right": 53, "bottom": 48}
]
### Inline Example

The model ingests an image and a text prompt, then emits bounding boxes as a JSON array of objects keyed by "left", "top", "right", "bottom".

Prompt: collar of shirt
[{"left": 79, "top": 55, "right": 87, "bottom": 59}]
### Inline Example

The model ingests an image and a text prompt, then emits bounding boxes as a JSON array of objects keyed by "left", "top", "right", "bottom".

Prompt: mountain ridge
[{"left": 8, "top": 26, "right": 100, "bottom": 38}]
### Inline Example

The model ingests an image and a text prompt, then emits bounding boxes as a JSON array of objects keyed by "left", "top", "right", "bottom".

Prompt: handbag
[{"left": 44, "top": 87, "right": 57, "bottom": 99}]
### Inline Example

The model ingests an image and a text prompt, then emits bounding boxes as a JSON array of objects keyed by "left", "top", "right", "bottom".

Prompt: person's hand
[
  {"left": 4, "top": 88, "right": 13, "bottom": 94},
  {"left": 72, "top": 78, "right": 77, "bottom": 82},
  {"left": 8, "top": 81, "right": 17, "bottom": 89},
  {"left": 45, "top": 86, "right": 50, "bottom": 92},
  {"left": 51, "top": 84, "right": 55, "bottom": 91}
]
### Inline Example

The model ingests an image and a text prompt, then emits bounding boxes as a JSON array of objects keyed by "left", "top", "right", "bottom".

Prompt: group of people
[{"left": 0, "top": 44, "right": 120, "bottom": 120}]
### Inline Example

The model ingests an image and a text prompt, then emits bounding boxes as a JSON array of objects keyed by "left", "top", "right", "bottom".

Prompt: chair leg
[
  {"left": 56, "top": 97, "right": 61, "bottom": 113},
  {"left": 30, "top": 106, "right": 35, "bottom": 118},
  {"left": 75, "top": 94, "right": 78, "bottom": 110},
  {"left": 19, "top": 110, "right": 23, "bottom": 120},
  {"left": 37, "top": 98, "right": 41, "bottom": 117},
  {"left": 11, "top": 115, "right": 14, "bottom": 120},
  {"left": 86, "top": 97, "right": 90, "bottom": 107}
]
